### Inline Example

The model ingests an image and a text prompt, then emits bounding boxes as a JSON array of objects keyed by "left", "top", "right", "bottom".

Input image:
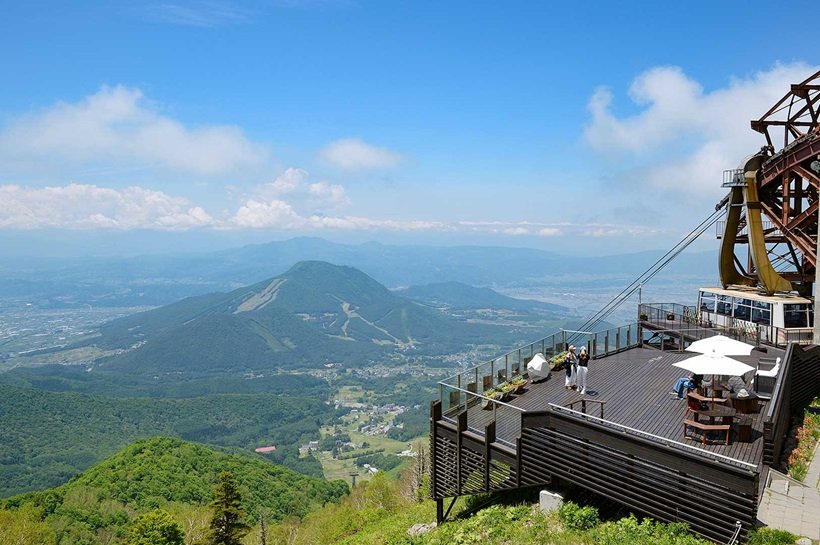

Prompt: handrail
[
  {"left": 440, "top": 384, "right": 527, "bottom": 413},
  {"left": 548, "top": 403, "right": 758, "bottom": 469},
  {"left": 438, "top": 322, "right": 641, "bottom": 396},
  {"left": 640, "top": 302, "right": 813, "bottom": 349},
  {"left": 566, "top": 398, "right": 605, "bottom": 419}
]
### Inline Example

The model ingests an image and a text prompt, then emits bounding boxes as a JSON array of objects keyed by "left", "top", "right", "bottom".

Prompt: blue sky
[{"left": 1, "top": 0, "right": 818, "bottom": 256}]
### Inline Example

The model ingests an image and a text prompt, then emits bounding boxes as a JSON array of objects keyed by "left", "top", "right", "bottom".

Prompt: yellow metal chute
[{"left": 742, "top": 154, "right": 793, "bottom": 295}]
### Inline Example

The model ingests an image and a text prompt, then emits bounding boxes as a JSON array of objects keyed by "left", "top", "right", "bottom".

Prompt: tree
[
  {"left": 125, "top": 509, "right": 184, "bottom": 545},
  {"left": 206, "top": 472, "right": 250, "bottom": 545}
]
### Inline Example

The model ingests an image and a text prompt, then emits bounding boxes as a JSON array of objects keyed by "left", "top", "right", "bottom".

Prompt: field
[{"left": 318, "top": 386, "right": 422, "bottom": 485}]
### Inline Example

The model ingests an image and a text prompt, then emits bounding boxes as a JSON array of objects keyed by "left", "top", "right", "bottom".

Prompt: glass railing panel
[
  {"left": 477, "top": 360, "right": 494, "bottom": 394},
  {"left": 440, "top": 384, "right": 463, "bottom": 421}
]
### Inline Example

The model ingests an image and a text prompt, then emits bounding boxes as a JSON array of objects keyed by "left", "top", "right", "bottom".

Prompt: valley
[{"left": 0, "top": 244, "right": 717, "bottom": 544}]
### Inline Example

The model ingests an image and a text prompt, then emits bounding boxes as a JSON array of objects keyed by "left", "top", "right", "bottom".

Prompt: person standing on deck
[
  {"left": 565, "top": 345, "right": 578, "bottom": 390},
  {"left": 577, "top": 346, "right": 590, "bottom": 394}
]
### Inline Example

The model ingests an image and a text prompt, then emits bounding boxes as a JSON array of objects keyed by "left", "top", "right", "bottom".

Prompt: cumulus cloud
[
  {"left": 253, "top": 168, "right": 350, "bottom": 209},
  {"left": 308, "top": 181, "right": 350, "bottom": 207},
  {"left": 261, "top": 168, "right": 309, "bottom": 197},
  {"left": 320, "top": 138, "right": 405, "bottom": 170},
  {"left": 0, "top": 183, "right": 213, "bottom": 230},
  {"left": 0, "top": 85, "right": 267, "bottom": 175},
  {"left": 584, "top": 63, "right": 818, "bottom": 196}
]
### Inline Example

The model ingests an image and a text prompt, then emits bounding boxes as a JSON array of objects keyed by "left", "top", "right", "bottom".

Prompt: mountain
[
  {"left": 0, "top": 384, "right": 336, "bottom": 497},
  {"left": 397, "top": 281, "right": 567, "bottom": 313},
  {"left": 87, "top": 261, "right": 493, "bottom": 374},
  {"left": 2, "top": 437, "right": 348, "bottom": 544}
]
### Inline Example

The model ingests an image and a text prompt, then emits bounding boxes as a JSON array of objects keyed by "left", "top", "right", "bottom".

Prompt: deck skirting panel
[{"left": 520, "top": 423, "right": 757, "bottom": 544}]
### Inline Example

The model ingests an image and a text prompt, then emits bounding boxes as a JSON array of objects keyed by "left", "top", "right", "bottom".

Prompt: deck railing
[
  {"left": 438, "top": 323, "right": 641, "bottom": 402},
  {"left": 640, "top": 303, "right": 813, "bottom": 349}
]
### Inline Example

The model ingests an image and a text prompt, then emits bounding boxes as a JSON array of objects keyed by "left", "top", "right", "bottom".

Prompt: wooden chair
[{"left": 683, "top": 419, "right": 731, "bottom": 445}]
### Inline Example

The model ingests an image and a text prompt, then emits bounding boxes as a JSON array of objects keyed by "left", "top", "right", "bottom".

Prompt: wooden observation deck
[{"left": 430, "top": 323, "right": 820, "bottom": 543}]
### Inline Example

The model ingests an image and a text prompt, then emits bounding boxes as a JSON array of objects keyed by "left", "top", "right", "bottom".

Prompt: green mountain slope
[
  {"left": 2, "top": 437, "right": 348, "bottom": 545},
  {"left": 0, "top": 384, "right": 336, "bottom": 497},
  {"left": 89, "top": 261, "right": 491, "bottom": 373}
]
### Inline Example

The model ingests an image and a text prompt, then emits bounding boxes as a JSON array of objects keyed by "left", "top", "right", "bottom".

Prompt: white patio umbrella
[
  {"left": 686, "top": 335, "right": 754, "bottom": 356},
  {"left": 673, "top": 350, "right": 755, "bottom": 377}
]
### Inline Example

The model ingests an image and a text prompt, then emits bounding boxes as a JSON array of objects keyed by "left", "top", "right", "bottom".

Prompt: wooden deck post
[
  {"left": 484, "top": 420, "right": 496, "bottom": 491},
  {"left": 430, "top": 400, "right": 441, "bottom": 500},
  {"left": 456, "top": 410, "right": 467, "bottom": 495}
]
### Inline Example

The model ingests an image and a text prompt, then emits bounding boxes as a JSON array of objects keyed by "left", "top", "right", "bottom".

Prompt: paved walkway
[{"left": 757, "top": 442, "right": 820, "bottom": 541}]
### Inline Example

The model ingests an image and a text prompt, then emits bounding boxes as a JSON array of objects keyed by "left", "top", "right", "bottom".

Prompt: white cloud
[
  {"left": 252, "top": 168, "right": 349, "bottom": 209},
  {"left": 584, "top": 63, "right": 818, "bottom": 196},
  {"left": 0, "top": 180, "right": 658, "bottom": 239},
  {"left": 308, "top": 181, "right": 350, "bottom": 207},
  {"left": 503, "top": 227, "right": 529, "bottom": 236},
  {"left": 231, "top": 198, "right": 302, "bottom": 229},
  {"left": 0, "top": 183, "right": 213, "bottom": 230},
  {"left": 320, "top": 138, "right": 405, "bottom": 170},
  {"left": 0, "top": 85, "right": 267, "bottom": 175},
  {"left": 262, "top": 168, "right": 309, "bottom": 197}
]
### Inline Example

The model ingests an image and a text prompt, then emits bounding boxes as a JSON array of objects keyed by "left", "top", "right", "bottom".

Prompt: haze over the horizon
[{"left": 1, "top": 0, "right": 818, "bottom": 257}]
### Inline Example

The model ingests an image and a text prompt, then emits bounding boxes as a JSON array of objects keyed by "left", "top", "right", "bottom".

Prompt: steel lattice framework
[{"left": 725, "top": 71, "right": 820, "bottom": 292}]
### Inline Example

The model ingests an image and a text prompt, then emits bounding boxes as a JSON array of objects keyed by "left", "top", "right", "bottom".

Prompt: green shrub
[
  {"left": 593, "top": 515, "right": 708, "bottom": 545},
  {"left": 747, "top": 527, "right": 797, "bottom": 545},
  {"left": 557, "top": 501, "right": 599, "bottom": 530}
]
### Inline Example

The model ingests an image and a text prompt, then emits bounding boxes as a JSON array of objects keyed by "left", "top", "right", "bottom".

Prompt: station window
[
  {"left": 716, "top": 294, "right": 732, "bottom": 316},
  {"left": 784, "top": 304, "right": 810, "bottom": 328},
  {"left": 699, "top": 292, "right": 716, "bottom": 312},
  {"left": 733, "top": 298, "right": 753, "bottom": 320},
  {"left": 751, "top": 300, "right": 772, "bottom": 325}
]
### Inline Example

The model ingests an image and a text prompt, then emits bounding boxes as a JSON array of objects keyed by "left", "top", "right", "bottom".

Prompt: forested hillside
[
  {"left": 0, "top": 385, "right": 339, "bottom": 496},
  {"left": 1, "top": 437, "right": 348, "bottom": 545}
]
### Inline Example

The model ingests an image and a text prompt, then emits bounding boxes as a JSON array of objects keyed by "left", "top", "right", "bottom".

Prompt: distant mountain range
[
  {"left": 397, "top": 281, "right": 566, "bottom": 313},
  {"left": 72, "top": 261, "right": 559, "bottom": 374},
  {"left": 0, "top": 236, "right": 718, "bottom": 308}
]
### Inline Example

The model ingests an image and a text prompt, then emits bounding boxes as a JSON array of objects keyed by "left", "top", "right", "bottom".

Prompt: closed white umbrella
[
  {"left": 673, "top": 350, "right": 755, "bottom": 376},
  {"left": 526, "top": 353, "right": 549, "bottom": 381},
  {"left": 687, "top": 335, "right": 754, "bottom": 356}
]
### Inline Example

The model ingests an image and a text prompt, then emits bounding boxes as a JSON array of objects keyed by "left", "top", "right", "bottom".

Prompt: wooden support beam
[
  {"left": 456, "top": 410, "right": 467, "bottom": 496},
  {"left": 484, "top": 421, "right": 495, "bottom": 491}
]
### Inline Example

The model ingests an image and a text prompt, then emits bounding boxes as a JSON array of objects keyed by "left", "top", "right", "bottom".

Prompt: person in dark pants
[
  {"left": 564, "top": 345, "right": 578, "bottom": 390},
  {"left": 671, "top": 375, "right": 695, "bottom": 399},
  {"left": 577, "top": 347, "right": 590, "bottom": 394}
]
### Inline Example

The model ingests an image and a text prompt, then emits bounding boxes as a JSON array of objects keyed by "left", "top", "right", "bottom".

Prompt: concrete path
[{"left": 757, "top": 442, "right": 820, "bottom": 541}]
